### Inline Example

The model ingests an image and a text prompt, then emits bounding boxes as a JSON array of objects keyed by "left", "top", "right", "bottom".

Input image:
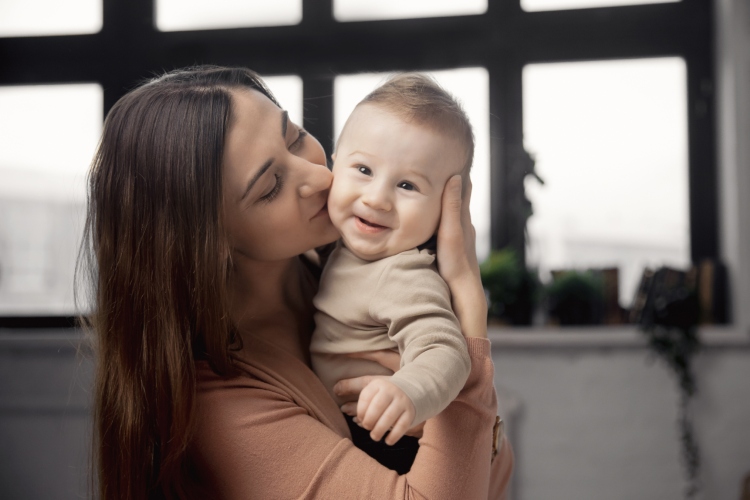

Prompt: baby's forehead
[{"left": 340, "top": 104, "right": 467, "bottom": 170}]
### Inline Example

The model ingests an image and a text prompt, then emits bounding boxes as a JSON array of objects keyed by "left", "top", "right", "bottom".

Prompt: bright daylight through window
[
  {"left": 0, "top": 84, "right": 103, "bottom": 314},
  {"left": 523, "top": 57, "right": 690, "bottom": 306}
]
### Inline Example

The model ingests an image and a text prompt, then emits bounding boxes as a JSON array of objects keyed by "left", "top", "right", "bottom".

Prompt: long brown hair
[{"left": 78, "top": 66, "right": 278, "bottom": 499}]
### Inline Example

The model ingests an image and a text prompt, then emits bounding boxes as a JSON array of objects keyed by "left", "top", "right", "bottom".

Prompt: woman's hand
[
  {"left": 335, "top": 350, "right": 426, "bottom": 439},
  {"left": 436, "top": 175, "right": 488, "bottom": 339}
]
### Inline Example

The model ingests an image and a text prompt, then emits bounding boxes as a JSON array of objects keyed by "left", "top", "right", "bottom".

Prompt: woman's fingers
[
  {"left": 436, "top": 175, "right": 488, "bottom": 339},
  {"left": 437, "top": 175, "right": 464, "bottom": 254},
  {"left": 462, "top": 179, "right": 477, "bottom": 251},
  {"left": 334, "top": 375, "right": 377, "bottom": 399},
  {"left": 347, "top": 349, "right": 401, "bottom": 373}
]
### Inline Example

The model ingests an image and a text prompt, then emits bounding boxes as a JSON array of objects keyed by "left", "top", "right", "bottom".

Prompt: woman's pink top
[{"left": 190, "top": 333, "right": 513, "bottom": 499}]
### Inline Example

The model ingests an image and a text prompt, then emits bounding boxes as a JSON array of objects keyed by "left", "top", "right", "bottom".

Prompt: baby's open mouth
[{"left": 357, "top": 216, "right": 386, "bottom": 229}]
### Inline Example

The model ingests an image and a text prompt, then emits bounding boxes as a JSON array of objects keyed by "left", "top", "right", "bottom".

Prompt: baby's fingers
[
  {"left": 356, "top": 385, "right": 377, "bottom": 424},
  {"left": 359, "top": 388, "right": 392, "bottom": 431},
  {"left": 340, "top": 402, "right": 357, "bottom": 417},
  {"left": 384, "top": 411, "right": 414, "bottom": 446},
  {"left": 369, "top": 404, "right": 403, "bottom": 443}
]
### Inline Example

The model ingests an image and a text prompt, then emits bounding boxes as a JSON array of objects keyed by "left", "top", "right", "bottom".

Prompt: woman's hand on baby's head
[
  {"left": 437, "top": 175, "right": 478, "bottom": 287},
  {"left": 436, "top": 175, "right": 488, "bottom": 338}
]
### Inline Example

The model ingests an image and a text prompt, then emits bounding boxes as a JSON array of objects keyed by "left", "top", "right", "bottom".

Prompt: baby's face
[{"left": 328, "top": 104, "right": 466, "bottom": 261}]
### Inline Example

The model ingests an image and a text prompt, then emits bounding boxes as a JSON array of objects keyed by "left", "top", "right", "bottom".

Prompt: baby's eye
[
  {"left": 397, "top": 181, "right": 416, "bottom": 191},
  {"left": 357, "top": 165, "right": 372, "bottom": 176}
]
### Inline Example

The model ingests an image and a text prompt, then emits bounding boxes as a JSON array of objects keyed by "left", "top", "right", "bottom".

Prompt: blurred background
[{"left": 1, "top": 0, "right": 748, "bottom": 498}]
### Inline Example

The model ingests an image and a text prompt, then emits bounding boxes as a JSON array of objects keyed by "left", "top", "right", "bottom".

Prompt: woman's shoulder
[{"left": 193, "top": 358, "right": 294, "bottom": 431}]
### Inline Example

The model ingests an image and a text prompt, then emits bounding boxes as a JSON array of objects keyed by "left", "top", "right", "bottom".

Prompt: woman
[{"left": 82, "top": 66, "right": 513, "bottom": 499}]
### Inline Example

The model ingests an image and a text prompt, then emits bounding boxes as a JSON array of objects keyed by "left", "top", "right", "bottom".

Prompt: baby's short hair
[{"left": 351, "top": 73, "right": 475, "bottom": 178}]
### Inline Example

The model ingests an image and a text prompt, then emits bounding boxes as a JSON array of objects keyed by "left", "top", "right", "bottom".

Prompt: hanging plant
[{"left": 631, "top": 267, "right": 701, "bottom": 499}]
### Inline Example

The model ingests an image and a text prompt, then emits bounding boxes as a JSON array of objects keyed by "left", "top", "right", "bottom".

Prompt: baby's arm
[
  {"left": 369, "top": 252, "right": 472, "bottom": 427},
  {"left": 354, "top": 377, "right": 415, "bottom": 445}
]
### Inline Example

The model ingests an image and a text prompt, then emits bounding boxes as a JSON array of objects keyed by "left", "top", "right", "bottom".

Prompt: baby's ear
[{"left": 331, "top": 152, "right": 337, "bottom": 162}]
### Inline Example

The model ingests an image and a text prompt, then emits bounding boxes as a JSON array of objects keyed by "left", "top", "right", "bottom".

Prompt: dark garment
[{"left": 344, "top": 413, "right": 420, "bottom": 475}]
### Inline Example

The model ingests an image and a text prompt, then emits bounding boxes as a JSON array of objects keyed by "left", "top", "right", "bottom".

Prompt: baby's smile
[{"left": 355, "top": 215, "right": 389, "bottom": 233}]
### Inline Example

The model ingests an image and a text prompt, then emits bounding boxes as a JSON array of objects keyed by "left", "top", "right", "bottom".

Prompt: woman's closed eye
[
  {"left": 289, "top": 128, "right": 307, "bottom": 151},
  {"left": 259, "top": 173, "right": 284, "bottom": 203}
]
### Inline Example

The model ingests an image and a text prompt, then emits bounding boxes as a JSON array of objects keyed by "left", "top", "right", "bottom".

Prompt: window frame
[{"left": 0, "top": 0, "right": 716, "bottom": 327}]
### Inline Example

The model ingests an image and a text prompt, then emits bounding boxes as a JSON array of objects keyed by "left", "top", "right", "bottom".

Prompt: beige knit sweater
[{"left": 310, "top": 243, "right": 471, "bottom": 426}]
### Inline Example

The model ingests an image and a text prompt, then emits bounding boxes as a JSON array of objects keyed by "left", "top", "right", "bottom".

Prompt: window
[
  {"left": 263, "top": 75, "right": 304, "bottom": 127},
  {"left": 0, "top": 0, "right": 101, "bottom": 37},
  {"left": 0, "top": 84, "right": 102, "bottom": 315},
  {"left": 155, "top": 0, "right": 302, "bottom": 31},
  {"left": 521, "top": 0, "right": 679, "bottom": 12},
  {"left": 0, "top": 0, "right": 715, "bottom": 325},
  {"left": 523, "top": 57, "right": 690, "bottom": 304},
  {"left": 334, "top": 0, "right": 487, "bottom": 21}
]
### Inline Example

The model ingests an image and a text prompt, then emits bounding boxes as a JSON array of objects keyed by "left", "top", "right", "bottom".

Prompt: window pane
[
  {"left": 0, "top": 0, "right": 101, "bottom": 37},
  {"left": 334, "top": 68, "right": 491, "bottom": 262},
  {"left": 0, "top": 84, "right": 102, "bottom": 315},
  {"left": 156, "top": 0, "right": 301, "bottom": 31},
  {"left": 334, "top": 0, "right": 486, "bottom": 22},
  {"left": 263, "top": 75, "right": 303, "bottom": 127},
  {"left": 521, "top": 0, "right": 679, "bottom": 12},
  {"left": 523, "top": 57, "right": 690, "bottom": 306}
]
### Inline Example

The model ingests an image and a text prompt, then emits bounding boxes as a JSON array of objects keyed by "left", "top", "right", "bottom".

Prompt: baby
[{"left": 311, "top": 74, "right": 474, "bottom": 461}]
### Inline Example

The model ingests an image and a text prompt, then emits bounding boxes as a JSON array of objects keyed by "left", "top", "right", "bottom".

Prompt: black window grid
[{"left": 0, "top": 0, "right": 716, "bottom": 327}]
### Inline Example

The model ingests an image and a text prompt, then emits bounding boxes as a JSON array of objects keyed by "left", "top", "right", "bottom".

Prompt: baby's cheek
[
  {"left": 422, "top": 198, "right": 443, "bottom": 234},
  {"left": 326, "top": 189, "right": 347, "bottom": 230}
]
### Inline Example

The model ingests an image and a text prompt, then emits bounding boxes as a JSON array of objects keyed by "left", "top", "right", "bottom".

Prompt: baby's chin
[{"left": 342, "top": 237, "right": 425, "bottom": 262}]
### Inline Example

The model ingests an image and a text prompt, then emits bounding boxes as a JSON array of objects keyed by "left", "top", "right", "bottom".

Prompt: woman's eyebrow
[{"left": 239, "top": 111, "right": 289, "bottom": 202}]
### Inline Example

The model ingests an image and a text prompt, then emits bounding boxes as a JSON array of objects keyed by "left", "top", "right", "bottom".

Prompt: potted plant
[
  {"left": 480, "top": 248, "right": 539, "bottom": 326},
  {"left": 545, "top": 270, "right": 605, "bottom": 326}
]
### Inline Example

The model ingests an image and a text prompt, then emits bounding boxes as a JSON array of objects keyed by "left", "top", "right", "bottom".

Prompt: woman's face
[{"left": 223, "top": 89, "right": 339, "bottom": 262}]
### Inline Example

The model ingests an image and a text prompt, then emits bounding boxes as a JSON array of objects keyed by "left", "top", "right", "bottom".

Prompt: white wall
[
  {"left": 0, "top": 332, "right": 92, "bottom": 500},
  {"left": 493, "top": 330, "right": 750, "bottom": 500},
  {"left": 717, "top": 0, "right": 750, "bottom": 331}
]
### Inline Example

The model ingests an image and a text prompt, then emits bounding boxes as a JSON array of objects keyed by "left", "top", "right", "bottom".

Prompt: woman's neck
[{"left": 229, "top": 255, "right": 315, "bottom": 363}]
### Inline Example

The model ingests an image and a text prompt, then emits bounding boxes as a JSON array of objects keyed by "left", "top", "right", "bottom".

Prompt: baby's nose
[{"left": 362, "top": 183, "right": 392, "bottom": 211}]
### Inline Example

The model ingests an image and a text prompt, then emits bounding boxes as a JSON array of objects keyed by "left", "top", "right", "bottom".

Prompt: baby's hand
[{"left": 356, "top": 378, "right": 416, "bottom": 446}]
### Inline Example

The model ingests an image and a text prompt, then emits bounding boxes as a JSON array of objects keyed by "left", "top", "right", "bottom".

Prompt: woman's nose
[
  {"left": 298, "top": 160, "right": 333, "bottom": 198},
  {"left": 362, "top": 181, "right": 392, "bottom": 211}
]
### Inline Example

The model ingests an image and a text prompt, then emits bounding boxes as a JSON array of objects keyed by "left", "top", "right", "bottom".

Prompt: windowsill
[
  {"left": 489, "top": 324, "right": 750, "bottom": 349},
  {"left": 2, "top": 325, "right": 749, "bottom": 351},
  {"left": 0, "top": 329, "right": 84, "bottom": 351}
]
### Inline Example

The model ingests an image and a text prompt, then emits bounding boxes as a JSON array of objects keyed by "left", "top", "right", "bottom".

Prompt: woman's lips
[
  {"left": 355, "top": 216, "right": 387, "bottom": 234},
  {"left": 312, "top": 203, "right": 328, "bottom": 220}
]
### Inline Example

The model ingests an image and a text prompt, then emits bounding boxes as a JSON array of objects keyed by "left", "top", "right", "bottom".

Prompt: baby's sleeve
[{"left": 370, "top": 252, "right": 472, "bottom": 426}]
